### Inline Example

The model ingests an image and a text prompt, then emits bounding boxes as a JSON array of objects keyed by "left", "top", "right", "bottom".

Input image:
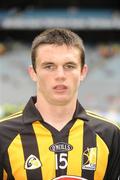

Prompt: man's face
[{"left": 29, "top": 44, "right": 88, "bottom": 106}]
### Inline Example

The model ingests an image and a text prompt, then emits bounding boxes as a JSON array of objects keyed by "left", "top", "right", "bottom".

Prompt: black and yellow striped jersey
[{"left": 0, "top": 97, "right": 120, "bottom": 180}]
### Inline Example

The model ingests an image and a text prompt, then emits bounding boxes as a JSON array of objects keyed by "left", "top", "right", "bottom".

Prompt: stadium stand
[{"left": 0, "top": 9, "right": 120, "bottom": 30}]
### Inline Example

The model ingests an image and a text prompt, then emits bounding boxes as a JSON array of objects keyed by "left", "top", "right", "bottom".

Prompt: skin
[{"left": 28, "top": 44, "right": 88, "bottom": 130}]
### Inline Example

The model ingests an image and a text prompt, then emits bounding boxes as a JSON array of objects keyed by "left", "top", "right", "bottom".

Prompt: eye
[
  {"left": 64, "top": 63, "right": 77, "bottom": 70},
  {"left": 43, "top": 63, "right": 56, "bottom": 70}
]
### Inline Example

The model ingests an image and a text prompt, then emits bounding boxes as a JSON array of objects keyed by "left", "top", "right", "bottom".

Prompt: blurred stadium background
[{"left": 0, "top": 0, "right": 120, "bottom": 125}]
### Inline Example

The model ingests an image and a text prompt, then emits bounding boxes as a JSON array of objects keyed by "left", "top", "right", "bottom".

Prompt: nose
[{"left": 55, "top": 67, "right": 66, "bottom": 81}]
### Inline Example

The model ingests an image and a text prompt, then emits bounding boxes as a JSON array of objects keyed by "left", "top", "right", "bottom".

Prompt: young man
[{"left": 0, "top": 28, "right": 120, "bottom": 180}]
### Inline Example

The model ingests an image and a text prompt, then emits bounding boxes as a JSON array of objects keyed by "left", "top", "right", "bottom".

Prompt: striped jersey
[{"left": 0, "top": 97, "right": 120, "bottom": 180}]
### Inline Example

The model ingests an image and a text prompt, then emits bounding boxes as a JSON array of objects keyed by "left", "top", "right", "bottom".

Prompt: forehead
[{"left": 36, "top": 44, "right": 81, "bottom": 64}]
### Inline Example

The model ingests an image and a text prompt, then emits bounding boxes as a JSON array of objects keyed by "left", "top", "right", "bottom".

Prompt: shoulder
[
  {"left": 0, "top": 110, "right": 24, "bottom": 134},
  {"left": 85, "top": 110, "right": 120, "bottom": 149},
  {"left": 86, "top": 110, "right": 120, "bottom": 130},
  {"left": 0, "top": 111, "right": 24, "bottom": 151},
  {"left": 0, "top": 110, "right": 22, "bottom": 121},
  {"left": 0, "top": 110, "right": 23, "bottom": 127}
]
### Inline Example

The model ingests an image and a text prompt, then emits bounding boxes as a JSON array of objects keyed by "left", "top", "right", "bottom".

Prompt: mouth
[{"left": 53, "top": 85, "right": 68, "bottom": 92}]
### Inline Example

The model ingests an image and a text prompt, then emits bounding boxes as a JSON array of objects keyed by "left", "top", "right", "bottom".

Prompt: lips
[
  {"left": 53, "top": 85, "right": 68, "bottom": 92},
  {"left": 53, "top": 85, "right": 67, "bottom": 90}
]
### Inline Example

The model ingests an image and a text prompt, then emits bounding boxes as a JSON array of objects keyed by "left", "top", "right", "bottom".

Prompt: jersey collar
[
  {"left": 73, "top": 100, "right": 89, "bottom": 121},
  {"left": 23, "top": 96, "right": 89, "bottom": 124}
]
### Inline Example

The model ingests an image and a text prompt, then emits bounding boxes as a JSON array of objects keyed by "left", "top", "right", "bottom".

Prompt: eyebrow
[{"left": 65, "top": 62, "right": 78, "bottom": 65}]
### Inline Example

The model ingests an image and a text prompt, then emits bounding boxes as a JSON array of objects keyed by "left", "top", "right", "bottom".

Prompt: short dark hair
[{"left": 31, "top": 28, "right": 85, "bottom": 71}]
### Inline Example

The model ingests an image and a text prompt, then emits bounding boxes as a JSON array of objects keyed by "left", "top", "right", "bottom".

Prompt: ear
[
  {"left": 28, "top": 65, "right": 37, "bottom": 82},
  {"left": 80, "top": 64, "right": 88, "bottom": 81}
]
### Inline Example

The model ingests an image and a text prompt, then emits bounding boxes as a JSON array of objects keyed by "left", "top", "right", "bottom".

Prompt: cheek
[
  {"left": 37, "top": 74, "right": 52, "bottom": 90},
  {"left": 71, "top": 73, "right": 81, "bottom": 85},
  {"left": 75, "top": 78, "right": 81, "bottom": 88},
  {"left": 37, "top": 72, "right": 46, "bottom": 82}
]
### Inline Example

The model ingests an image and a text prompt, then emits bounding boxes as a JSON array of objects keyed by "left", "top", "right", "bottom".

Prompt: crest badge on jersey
[
  {"left": 25, "top": 154, "right": 41, "bottom": 170},
  {"left": 82, "top": 147, "right": 97, "bottom": 171}
]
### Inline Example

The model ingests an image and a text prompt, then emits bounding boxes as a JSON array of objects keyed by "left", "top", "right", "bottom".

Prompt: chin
[{"left": 52, "top": 98, "right": 71, "bottom": 106}]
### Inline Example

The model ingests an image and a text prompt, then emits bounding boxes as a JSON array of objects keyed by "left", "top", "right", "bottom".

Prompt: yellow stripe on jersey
[
  {"left": 94, "top": 135, "right": 109, "bottom": 180},
  {"left": 8, "top": 134, "right": 27, "bottom": 180},
  {"left": 0, "top": 113, "right": 22, "bottom": 122},
  {"left": 32, "top": 121, "right": 55, "bottom": 180},
  {"left": 86, "top": 110, "right": 120, "bottom": 129},
  {"left": 86, "top": 110, "right": 113, "bottom": 122},
  {"left": 6, "top": 111, "right": 23, "bottom": 118},
  {"left": 3, "top": 169, "right": 7, "bottom": 180},
  {"left": 67, "top": 119, "right": 84, "bottom": 176}
]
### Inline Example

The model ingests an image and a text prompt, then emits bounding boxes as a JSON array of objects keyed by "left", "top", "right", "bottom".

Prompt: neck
[{"left": 35, "top": 96, "right": 77, "bottom": 131}]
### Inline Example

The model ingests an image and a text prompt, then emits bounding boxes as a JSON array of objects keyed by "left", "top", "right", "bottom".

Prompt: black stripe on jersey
[
  {"left": 20, "top": 124, "right": 42, "bottom": 180},
  {"left": 82, "top": 122, "right": 96, "bottom": 179},
  {"left": 4, "top": 151, "right": 15, "bottom": 180},
  {"left": 53, "top": 128, "right": 69, "bottom": 177}
]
